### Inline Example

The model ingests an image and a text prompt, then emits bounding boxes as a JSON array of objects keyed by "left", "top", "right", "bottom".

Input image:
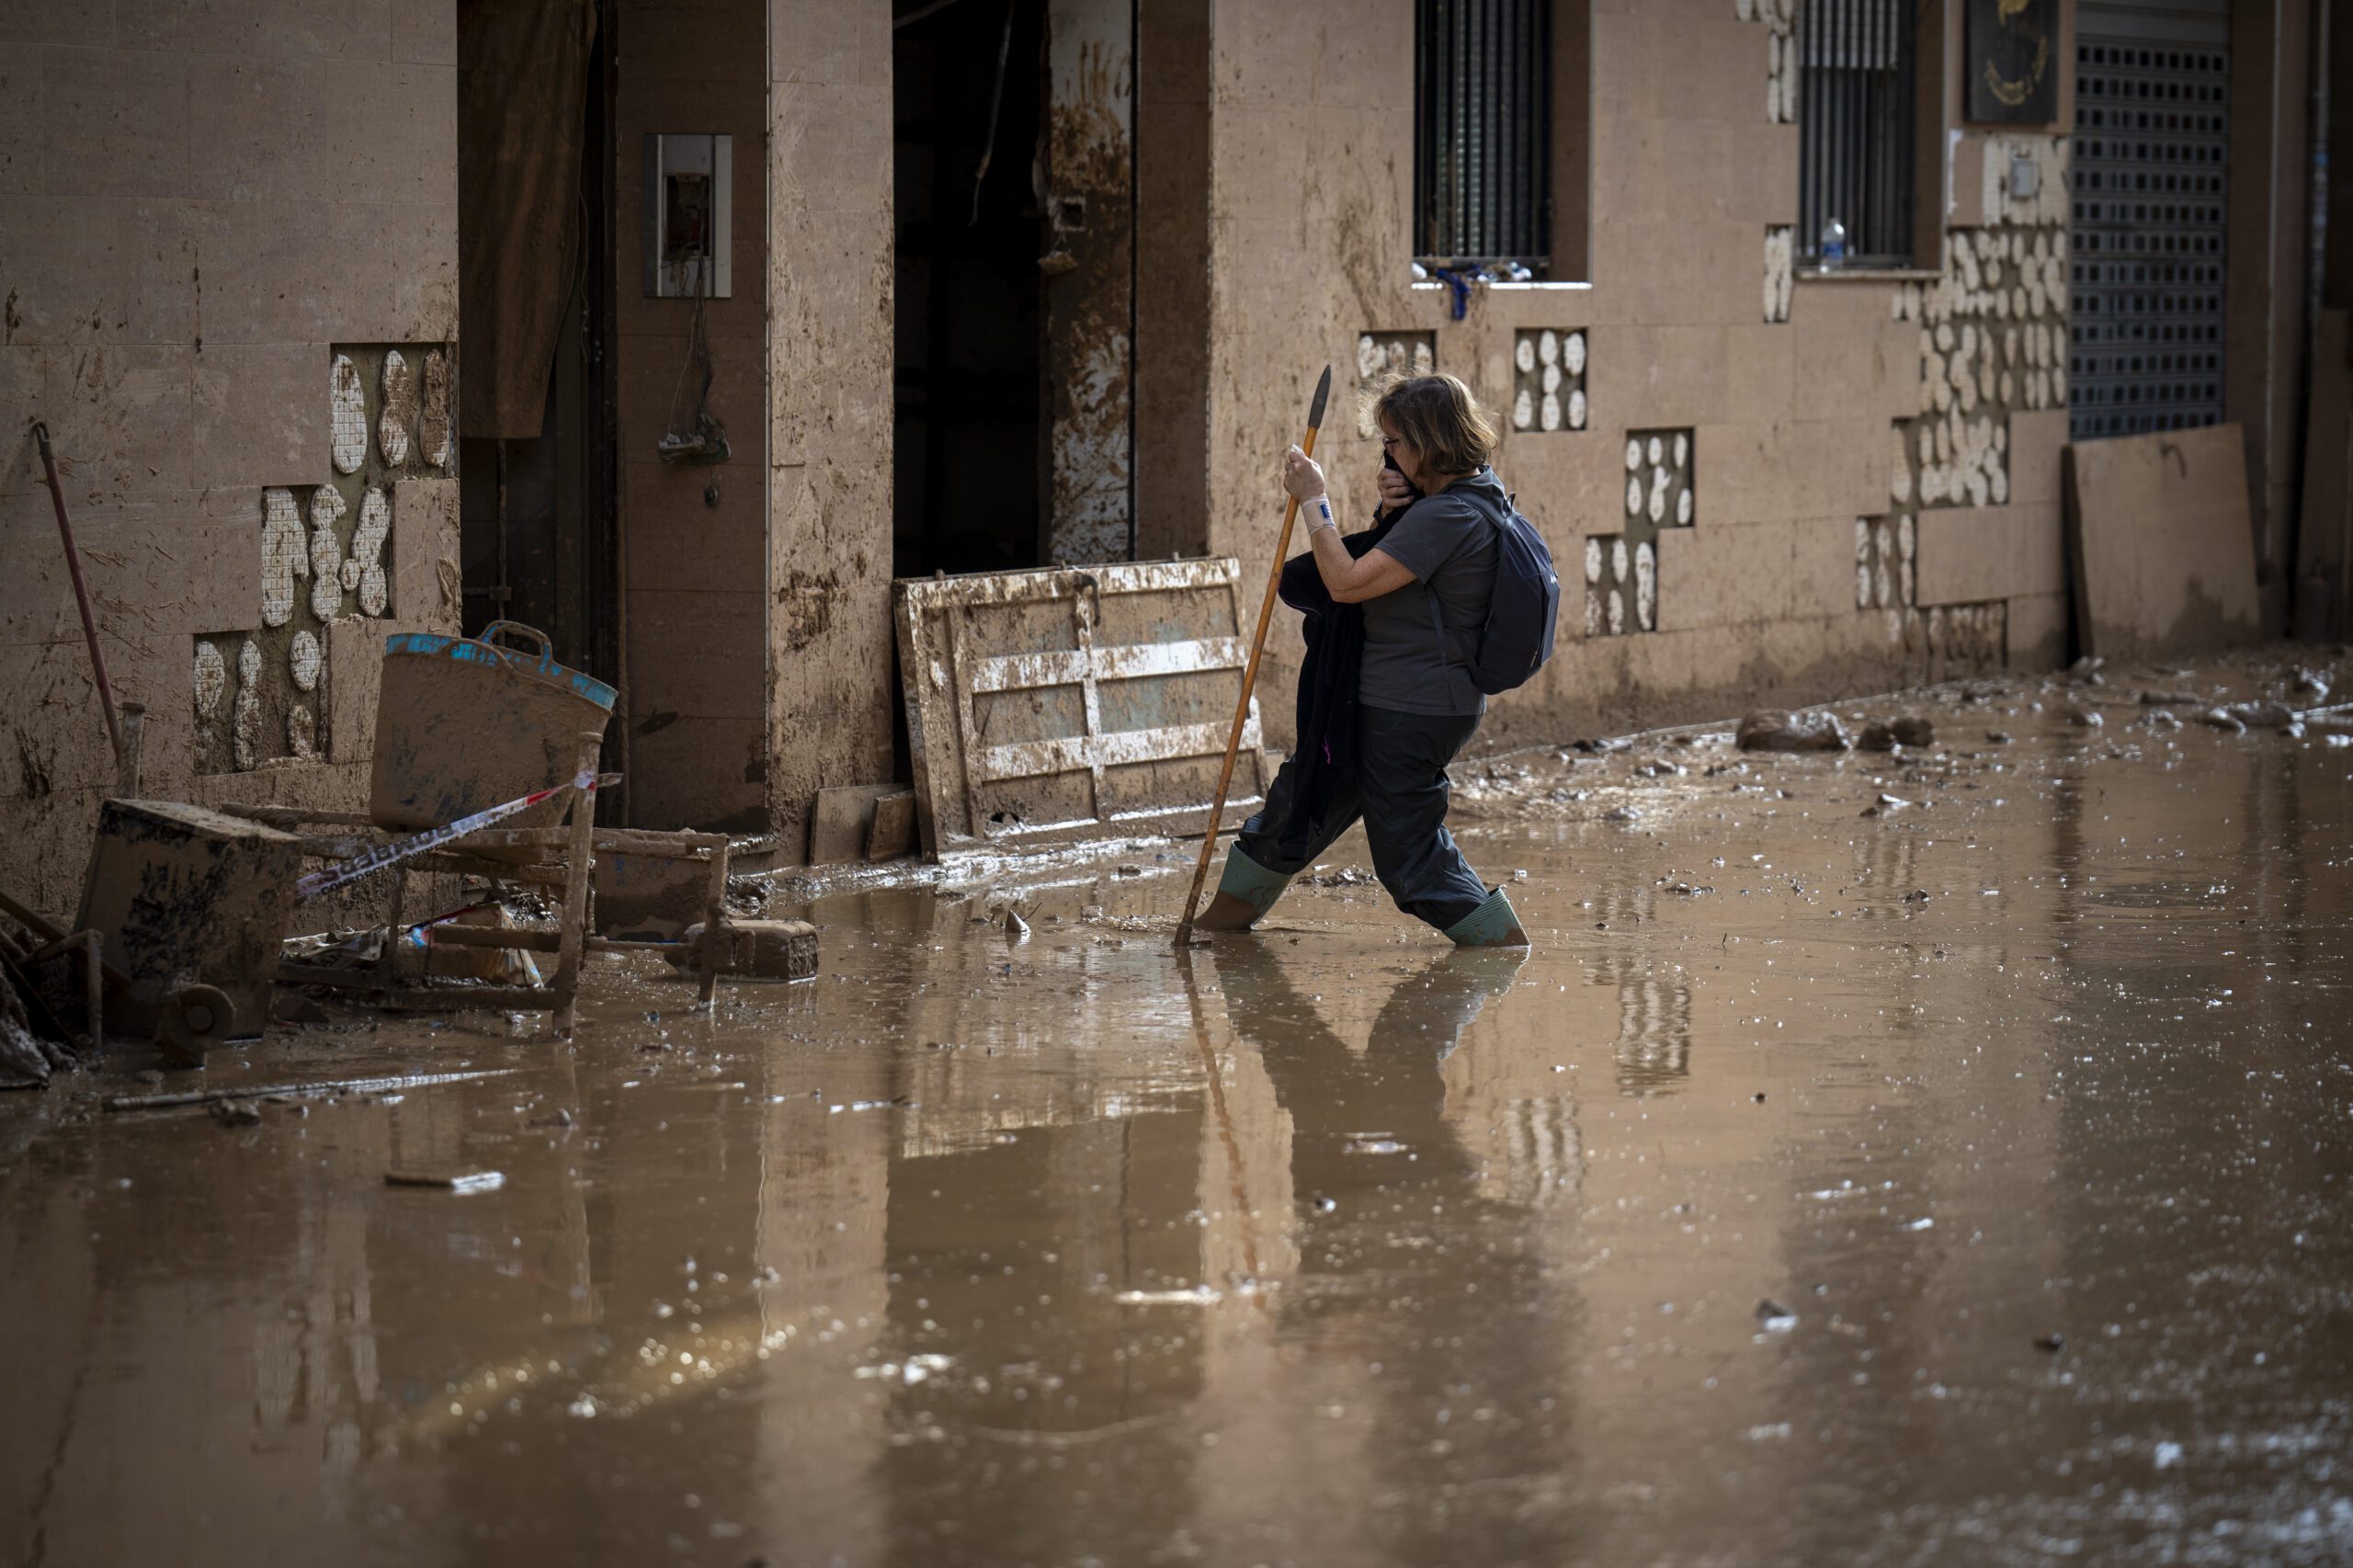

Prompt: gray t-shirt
[{"left": 1358, "top": 468, "right": 1507, "bottom": 717}]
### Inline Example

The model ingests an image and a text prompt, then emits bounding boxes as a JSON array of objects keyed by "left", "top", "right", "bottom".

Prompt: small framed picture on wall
[{"left": 1966, "top": 0, "right": 2060, "bottom": 126}]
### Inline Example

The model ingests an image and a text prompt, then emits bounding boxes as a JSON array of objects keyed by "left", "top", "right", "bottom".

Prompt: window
[
  {"left": 1414, "top": 0, "right": 1555, "bottom": 274},
  {"left": 1797, "top": 0, "right": 1920, "bottom": 267}
]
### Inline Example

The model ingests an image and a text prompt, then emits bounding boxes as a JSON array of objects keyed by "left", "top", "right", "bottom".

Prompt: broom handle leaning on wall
[
  {"left": 1175, "top": 367, "right": 1331, "bottom": 946},
  {"left": 30, "top": 422, "right": 125, "bottom": 774}
]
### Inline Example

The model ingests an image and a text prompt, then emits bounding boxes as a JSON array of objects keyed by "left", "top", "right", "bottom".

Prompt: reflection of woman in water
[{"left": 1211, "top": 946, "right": 1574, "bottom": 1562}]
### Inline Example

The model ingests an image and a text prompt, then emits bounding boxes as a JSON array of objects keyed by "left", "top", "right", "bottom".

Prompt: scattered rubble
[
  {"left": 1736, "top": 710, "right": 1850, "bottom": 753},
  {"left": 1859, "top": 715, "right": 1936, "bottom": 751}
]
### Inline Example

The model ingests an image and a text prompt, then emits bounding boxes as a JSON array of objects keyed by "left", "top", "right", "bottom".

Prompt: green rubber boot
[
  {"left": 1445, "top": 885, "right": 1529, "bottom": 948},
  {"left": 1192, "top": 845, "right": 1294, "bottom": 932}
]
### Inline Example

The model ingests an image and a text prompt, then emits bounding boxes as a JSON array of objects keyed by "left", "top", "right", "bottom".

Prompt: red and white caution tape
[{"left": 295, "top": 771, "right": 597, "bottom": 902}]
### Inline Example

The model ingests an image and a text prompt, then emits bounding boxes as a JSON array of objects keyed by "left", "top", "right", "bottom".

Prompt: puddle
[{"left": 2, "top": 647, "right": 2349, "bottom": 1565}]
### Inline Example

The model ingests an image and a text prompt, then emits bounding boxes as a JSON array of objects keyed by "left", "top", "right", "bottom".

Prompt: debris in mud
[
  {"left": 2139, "top": 688, "right": 2202, "bottom": 706},
  {"left": 2291, "top": 668, "right": 2331, "bottom": 699},
  {"left": 1756, "top": 1299, "right": 1799, "bottom": 1333},
  {"left": 384, "top": 1168, "right": 506, "bottom": 1193},
  {"left": 1113, "top": 1284, "right": 1224, "bottom": 1306},
  {"left": 1859, "top": 716, "right": 1936, "bottom": 751},
  {"left": 676, "top": 918, "right": 819, "bottom": 983},
  {"left": 2144, "top": 709, "right": 2182, "bottom": 731},
  {"left": 104, "top": 1068, "right": 518, "bottom": 1113},
  {"left": 271, "top": 993, "right": 333, "bottom": 1026},
  {"left": 1736, "top": 710, "right": 1850, "bottom": 753},
  {"left": 2197, "top": 707, "right": 2246, "bottom": 733},
  {"left": 1604, "top": 804, "right": 1643, "bottom": 823},
  {"left": 1860, "top": 795, "right": 1914, "bottom": 818},
  {"left": 208, "top": 1099, "right": 263, "bottom": 1128},
  {"left": 2036, "top": 1333, "right": 2067, "bottom": 1353},
  {"left": 2222, "top": 699, "right": 2296, "bottom": 730},
  {"left": 2065, "top": 706, "right": 2104, "bottom": 728},
  {"left": 1984, "top": 730, "right": 2014, "bottom": 744},
  {"left": 1307, "top": 865, "right": 1377, "bottom": 888},
  {"left": 1003, "top": 908, "right": 1030, "bottom": 938},
  {"left": 2068, "top": 655, "right": 2105, "bottom": 686},
  {"left": 0, "top": 955, "right": 66, "bottom": 1087}
]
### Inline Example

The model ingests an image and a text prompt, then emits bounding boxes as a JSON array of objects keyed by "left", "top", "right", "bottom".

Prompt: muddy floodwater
[{"left": 5, "top": 651, "right": 2351, "bottom": 1567}]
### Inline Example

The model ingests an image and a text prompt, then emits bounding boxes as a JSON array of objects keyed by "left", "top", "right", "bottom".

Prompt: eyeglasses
[{"left": 1379, "top": 435, "right": 1403, "bottom": 451}]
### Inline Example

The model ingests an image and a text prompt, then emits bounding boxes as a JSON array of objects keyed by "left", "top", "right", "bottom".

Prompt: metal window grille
[
  {"left": 2066, "top": 33, "right": 2230, "bottom": 440},
  {"left": 1415, "top": 0, "right": 1553, "bottom": 271},
  {"left": 1797, "top": 0, "right": 1918, "bottom": 267}
]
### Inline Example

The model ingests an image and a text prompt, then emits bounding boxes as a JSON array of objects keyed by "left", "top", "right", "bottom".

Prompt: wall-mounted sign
[{"left": 1967, "top": 0, "right": 2059, "bottom": 125}]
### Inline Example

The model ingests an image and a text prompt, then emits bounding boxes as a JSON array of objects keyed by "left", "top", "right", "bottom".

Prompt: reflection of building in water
[{"left": 1591, "top": 955, "right": 1694, "bottom": 1095}]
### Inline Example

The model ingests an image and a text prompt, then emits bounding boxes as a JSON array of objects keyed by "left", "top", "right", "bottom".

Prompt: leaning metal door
[{"left": 2067, "top": 0, "right": 2231, "bottom": 442}]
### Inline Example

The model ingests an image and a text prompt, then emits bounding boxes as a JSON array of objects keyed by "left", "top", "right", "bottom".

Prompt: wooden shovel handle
[{"left": 1175, "top": 424, "right": 1322, "bottom": 943}]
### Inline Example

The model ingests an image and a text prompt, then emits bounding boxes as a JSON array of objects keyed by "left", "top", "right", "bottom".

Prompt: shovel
[{"left": 1175, "top": 366, "right": 1331, "bottom": 945}]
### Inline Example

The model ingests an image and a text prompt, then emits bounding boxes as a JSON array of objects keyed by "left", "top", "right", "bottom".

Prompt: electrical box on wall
[{"left": 642, "top": 133, "right": 732, "bottom": 298}]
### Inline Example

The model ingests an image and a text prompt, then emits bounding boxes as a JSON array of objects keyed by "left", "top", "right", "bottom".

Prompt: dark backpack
[{"left": 1427, "top": 486, "right": 1560, "bottom": 696}]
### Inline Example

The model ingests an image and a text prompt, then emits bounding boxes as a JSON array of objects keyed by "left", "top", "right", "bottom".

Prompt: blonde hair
[{"left": 1373, "top": 372, "right": 1499, "bottom": 477}]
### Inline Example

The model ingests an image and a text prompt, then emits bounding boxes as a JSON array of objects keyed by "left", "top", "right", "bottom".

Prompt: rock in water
[
  {"left": 1736, "top": 710, "right": 1850, "bottom": 753},
  {"left": 1890, "top": 715, "right": 1935, "bottom": 746}
]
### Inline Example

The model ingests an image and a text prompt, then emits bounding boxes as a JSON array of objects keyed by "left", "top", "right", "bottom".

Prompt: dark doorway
[
  {"left": 454, "top": 0, "right": 620, "bottom": 683},
  {"left": 892, "top": 0, "right": 1047, "bottom": 578}
]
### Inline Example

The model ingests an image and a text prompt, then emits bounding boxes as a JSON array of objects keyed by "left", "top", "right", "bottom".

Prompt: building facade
[{"left": 1, "top": 0, "right": 2327, "bottom": 907}]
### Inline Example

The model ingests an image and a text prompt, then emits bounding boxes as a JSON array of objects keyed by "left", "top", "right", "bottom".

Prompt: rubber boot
[
  {"left": 1192, "top": 845, "right": 1293, "bottom": 932},
  {"left": 1444, "top": 885, "right": 1529, "bottom": 948}
]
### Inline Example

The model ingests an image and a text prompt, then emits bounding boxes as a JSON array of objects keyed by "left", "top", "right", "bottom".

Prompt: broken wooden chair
[{"left": 228, "top": 733, "right": 736, "bottom": 1037}]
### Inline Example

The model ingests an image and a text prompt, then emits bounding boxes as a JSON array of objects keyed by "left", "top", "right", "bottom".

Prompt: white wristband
[{"left": 1303, "top": 494, "right": 1336, "bottom": 531}]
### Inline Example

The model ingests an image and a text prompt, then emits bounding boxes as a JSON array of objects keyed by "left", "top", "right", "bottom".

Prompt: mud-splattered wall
[
  {"left": 765, "top": 0, "right": 898, "bottom": 858},
  {"left": 616, "top": 0, "right": 770, "bottom": 834},
  {"left": 0, "top": 5, "right": 460, "bottom": 913},
  {"left": 1195, "top": 0, "right": 2080, "bottom": 751}
]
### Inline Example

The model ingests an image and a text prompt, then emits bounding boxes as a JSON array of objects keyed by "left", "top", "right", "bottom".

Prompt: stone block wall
[{"left": 0, "top": 4, "right": 460, "bottom": 911}]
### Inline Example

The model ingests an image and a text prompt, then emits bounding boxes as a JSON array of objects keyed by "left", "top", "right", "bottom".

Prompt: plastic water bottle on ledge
[{"left": 1820, "top": 217, "right": 1848, "bottom": 267}]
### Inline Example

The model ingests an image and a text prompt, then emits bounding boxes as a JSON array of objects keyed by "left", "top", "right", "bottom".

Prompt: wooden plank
[
  {"left": 896, "top": 557, "right": 1241, "bottom": 613},
  {"left": 866, "top": 790, "right": 916, "bottom": 859},
  {"left": 2294, "top": 309, "right": 2351, "bottom": 638},
  {"left": 2063, "top": 425, "right": 2262, "bottom": 661},
  {"left": 966, "top": 637, "right": 1247, "bottom": 695},
  {"left": 973, "top": 717, "right": 1264, "bottom": 786},
  {"left": 810, "top": 784, "right": 900, "bottom": 865}
]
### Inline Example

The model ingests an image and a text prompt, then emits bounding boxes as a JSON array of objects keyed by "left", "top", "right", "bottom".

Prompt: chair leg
[
  {"left": 699, "top": 839, "right": 730, "bottom": 1008},
  {"left": 82, "top": 930, "right": 103, "bottom": 1055},
  {"left": 549, "top": 731, "right": 602, "bottom": 1038},
  {"left": 382, "top": 866, "right": 412, "bottom": 980}
]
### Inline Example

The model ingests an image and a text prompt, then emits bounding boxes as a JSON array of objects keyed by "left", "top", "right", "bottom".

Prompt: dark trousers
[{"left": 1236, "top": 703, "right": 1492, "bottom": 933}]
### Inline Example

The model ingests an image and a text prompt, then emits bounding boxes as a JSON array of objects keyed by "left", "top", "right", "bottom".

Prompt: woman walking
[{"left": 1196, "top": 372, "right": 1528, "bottom": 947}]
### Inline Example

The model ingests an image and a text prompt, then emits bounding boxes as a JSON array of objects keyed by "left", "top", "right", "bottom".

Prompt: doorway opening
[
  {"left": 892, "top": 0, "right": 1048, "bottom": 579},
  {"left": 454, "top": 0, "right": 620, "bottom": 682}
]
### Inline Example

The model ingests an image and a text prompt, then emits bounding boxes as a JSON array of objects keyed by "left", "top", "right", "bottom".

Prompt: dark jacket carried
[{"left": 1258, "top": 507, "right": 1399, "bottom": 861}]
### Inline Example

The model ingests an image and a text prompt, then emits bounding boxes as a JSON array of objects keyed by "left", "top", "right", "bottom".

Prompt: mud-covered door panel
[{"left": 893, "top": 561, "right": 1267, "bottom": 857}]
